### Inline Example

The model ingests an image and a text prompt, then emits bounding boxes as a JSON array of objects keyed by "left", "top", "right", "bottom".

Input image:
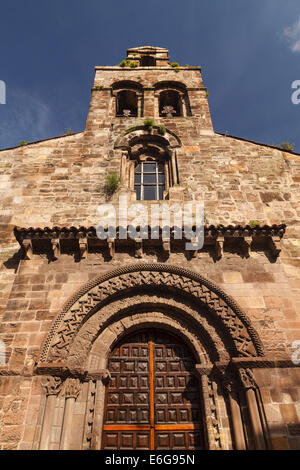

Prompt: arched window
[
  {"left": 112, "top": 81, "right": 143, "bottom": 117},
  {"left": 155, "top": 81, "right": 191, "bottom": 117},
  {"left": 134, "top": 161, "right": 165, "bottom": 200},
  {"left": 159, "top": 90, "right": 181, "bottom": 117},
  {"left": 116, "top": 90, "right": 138, "bottom": 117},
  {"left": 141, "top": 55, "right": 156, "bottom": 66},
  {"left": 117, "top": 132, "right": 180, "bottom": 201}
]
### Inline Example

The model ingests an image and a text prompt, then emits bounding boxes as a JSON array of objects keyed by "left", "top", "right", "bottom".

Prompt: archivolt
[
  {"left": 39, "top": 263, "right": 264, "bottom": 364},
  {"left": 114, "top": 127, "right": 182, "bottom": 149}
]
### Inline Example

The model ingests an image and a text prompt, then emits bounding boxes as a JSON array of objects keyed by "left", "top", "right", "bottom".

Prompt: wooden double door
[{"left": 102, "top": 329, "right": 204, "bottom": 450}]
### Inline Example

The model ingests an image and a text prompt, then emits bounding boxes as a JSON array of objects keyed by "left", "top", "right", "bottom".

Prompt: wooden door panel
[
  {"left": 103, "top": 430, "right": 151, "bottom": 450},
  {"left": 102, "top": 329, "right": 204, "bottom": 450},
  {"left": 155, "top": 430, "right": 202, "bottom": 450}
]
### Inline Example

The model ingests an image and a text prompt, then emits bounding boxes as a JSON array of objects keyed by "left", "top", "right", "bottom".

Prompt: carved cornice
[
  {"left": 13, "top": 224, "right": 286, "bottom": 261},
  {"left": 36, "top": 363, "right": 112, "bottom": 384}
]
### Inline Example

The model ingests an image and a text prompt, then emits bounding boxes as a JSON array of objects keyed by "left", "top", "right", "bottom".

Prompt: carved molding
[
  {"left": 39, "top": 264, "right": 264, "bottom": 363},
  {"left": 83, "top": 380, "right": 97, "bottom": 450}
]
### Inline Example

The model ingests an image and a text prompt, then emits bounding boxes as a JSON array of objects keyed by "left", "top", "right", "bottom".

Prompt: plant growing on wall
[
  {"left": 249, "top": 220, "right": 261, "bottom": 228},
  {"left": 157, "top": 125, "right": 166, "bottom": 135},
  {"left": 19, "top": 140, "right": 28, "bottom": 146},
  {"left": 119, "top": 59, "right": 138, "bottom": 68},
  {"left": 280, "top": 142, "right": 294, "bottom": 152},
  {"left": 103, "top": 172, "right": 120, "bottom": 197},
  {"left": 143, "top": 118, "right": 155, "bottom": 131},
  {"left": 170, "top": 62, "right": 181, "bottom": 73}
]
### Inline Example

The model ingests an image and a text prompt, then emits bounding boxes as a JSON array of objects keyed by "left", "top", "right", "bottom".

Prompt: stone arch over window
[
  {"left": 112, "top": 80, "right": 143, "bottom": 117},
  {"left": 114, "top": 127, "right": 181, "bottom": 200},
  {"left": 36, "top": 264, "right": 269, "bottom": 450},
  {"left": 155, "top": 81, "right": 191, "bottom": 117}
]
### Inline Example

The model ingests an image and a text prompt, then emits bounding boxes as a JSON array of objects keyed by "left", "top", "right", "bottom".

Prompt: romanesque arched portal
[{"left": 36, "top": 264, "right": 268, "bottom": 450}]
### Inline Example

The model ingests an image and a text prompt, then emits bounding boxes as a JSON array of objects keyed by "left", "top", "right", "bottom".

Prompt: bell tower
[{"left": 85, "top": 45, "right": 213, "bottom": 131}]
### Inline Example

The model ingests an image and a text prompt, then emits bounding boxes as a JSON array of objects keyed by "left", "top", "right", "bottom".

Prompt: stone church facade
[{"left": 0, "top": 46, "right": 300, "bottom": 450}]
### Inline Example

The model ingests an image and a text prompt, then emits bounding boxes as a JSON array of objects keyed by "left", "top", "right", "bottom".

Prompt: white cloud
[{"left": 283, "top": 17, "right": 300, "bottom": 52}]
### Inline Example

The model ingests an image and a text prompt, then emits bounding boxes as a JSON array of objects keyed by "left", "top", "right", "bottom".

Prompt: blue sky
[{"left": 1, "top": 0, "right": 300, "bottom": 151}]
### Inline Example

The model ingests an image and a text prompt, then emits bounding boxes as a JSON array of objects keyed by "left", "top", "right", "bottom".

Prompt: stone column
[
  {"left": 120, "top": 151, "right": 128, "bottom": 185},
  {"left": 154, "top": 92, "right": 160, "bottom": 118},
  {"left": 221, "top": 374, "right": 246, "bottom": 450},
  {"left": 83, "top": 370, "right": 111, "bottom": 450},
  {"left": 39, "top": 376, "right": 63, "bottom": 450},
  {"left": 60, "top": 378, "right": 82, "bottom": 450},
  {"left": 111, "top": 94, "right": 117, "bottom": 117},
  {"left": 137, "top": 94, "right": 143, "bottom": 117},
  {"left": 196, "top": 370, "right": 224, "bottom": 450},
  {"left": 180, "top": 93, "right": 187, "bottom": 117},
  {"left": 239, "top": 368, "right": 266, "bottom": 450},
  {"left": 171, "top": 151, "right": 177, "bottom": 185}
]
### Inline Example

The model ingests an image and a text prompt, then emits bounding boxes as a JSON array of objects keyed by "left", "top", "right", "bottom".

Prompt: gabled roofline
[
  {"left": 0, "top": 131, "right": 83, "bottom": 153},
  {"left": 216, "top": 132, "right": 300, "bottom": 156}
]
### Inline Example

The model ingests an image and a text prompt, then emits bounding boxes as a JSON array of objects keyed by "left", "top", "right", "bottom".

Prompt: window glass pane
[
  {"left": 158, "top": 164, "right": 164, "bottom": 173},
  {"left": 143, "top": 173, "right": 156, "bottom": 184},
  {"left": 134, "top": 185, "right": 141, "bottom": 200},
  {"left": 158, "top": 185, "right": 165, "bottom": 200},
  {"left": 134, "top": 174, "right": 141, "bottom": 184},
  {"left": 143, "top": 163, "right": 157, "bottom": 172},
  {"left": 143, "top": 186, "right": 156, "bottom": 200},
  {"left": 158, "top": 173, "right": 165, "bottom": 184},
  {"left": 135, "top": 164, "right": 141, "bottom": 172}
]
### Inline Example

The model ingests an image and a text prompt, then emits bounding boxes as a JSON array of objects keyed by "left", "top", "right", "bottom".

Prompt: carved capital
[
  {"left": 62, "top": 378, "right": 82, "bottom": 399},
  {"left": 41, "top": 375, "right": 63, "bottom": 396},
  {"left": 101, "top": 369, "right": 111, "bottom": 385},
  {"left": 86, "top": 369, "right": 111, "bottom": 384},
  {"left": 221, "top": 373, "right": 239, "bottom": 394},
  {"left": 238, "top": 368, "right": 256, "bottom": 390}
]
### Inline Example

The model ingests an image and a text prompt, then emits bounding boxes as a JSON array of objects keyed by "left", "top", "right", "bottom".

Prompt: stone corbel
[
  {"left": 79, "top": 238, "right": 88, "bottom": 259},
  {"left": 243, "top": 236, "right": 252, "bottom": 258},
  {"left": 187, "top": 238, "right": 199, "bottom": 259},
  {"left": 107, "top": 238, "right": 115, "bottom": 259},
  {"left": 51, "top": 238, "right": 60, "bottom": 260},
  {"left": 162, "top": 238, "right": 170, "bottom": 257},
  {"left": 215, "top": 237, "right": 224, "bottom": 260},
  {"left": 134, "top": 238, "right": 143, "bottom": 258},
  {"left": 267, "top": 236, "right": 281, "bottom": 258},
  {"left": 23, "top": 239, "right": 33, "bottom": 259}
]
